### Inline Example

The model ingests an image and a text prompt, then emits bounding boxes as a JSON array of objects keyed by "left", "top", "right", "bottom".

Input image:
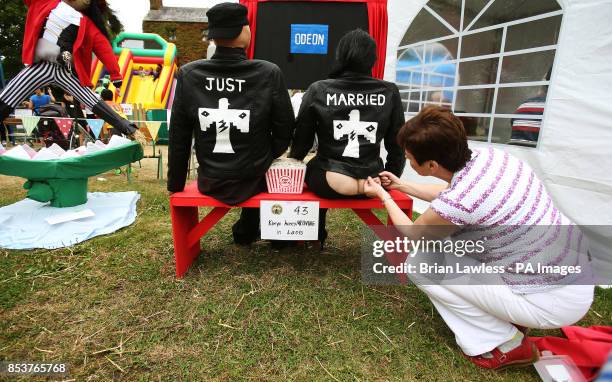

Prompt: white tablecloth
[{"left": 0, "top": 192, "right": 140, "bottom": 249}]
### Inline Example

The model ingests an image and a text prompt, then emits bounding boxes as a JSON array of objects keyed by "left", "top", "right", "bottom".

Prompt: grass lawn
[{"left": 0, "top": 150, "right": 610, "bottom": 381}]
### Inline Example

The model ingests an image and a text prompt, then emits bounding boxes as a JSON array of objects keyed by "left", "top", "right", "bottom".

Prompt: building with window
[{"left": 143, "top": 0, "right": 209, "bottom": 65}]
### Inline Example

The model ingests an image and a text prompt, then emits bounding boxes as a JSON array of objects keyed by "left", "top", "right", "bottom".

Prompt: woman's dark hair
[
  {"left": 82, "top": 2, "right": 110, "bottom": 39},
  {"left": 80, "top": 1, "right": 123, "bottom": 41},
  {"left": 397, "top": 106, "right": 472, "bottom": 172},
  {"left": 329, "top": 29, "right": 377, "bottom": 78}
]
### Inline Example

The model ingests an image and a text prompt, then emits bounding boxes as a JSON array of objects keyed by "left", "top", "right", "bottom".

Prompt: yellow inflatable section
[{"left": 90, "top": 33, "right": 177, "bottom": 110}]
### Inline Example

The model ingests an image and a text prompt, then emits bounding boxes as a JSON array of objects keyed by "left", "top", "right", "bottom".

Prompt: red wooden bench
[{"left": 170, "top": 182, "right": 413, "bottom": 278}]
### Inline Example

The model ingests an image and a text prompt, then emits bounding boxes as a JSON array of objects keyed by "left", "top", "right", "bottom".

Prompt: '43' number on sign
[{"left": 294, "top": 206, "right": 309, "bottom": 215}]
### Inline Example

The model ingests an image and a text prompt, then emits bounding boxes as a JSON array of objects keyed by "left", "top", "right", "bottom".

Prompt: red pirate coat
[{"left": 21, "top": 0, "right": 121, "bottom": 87}]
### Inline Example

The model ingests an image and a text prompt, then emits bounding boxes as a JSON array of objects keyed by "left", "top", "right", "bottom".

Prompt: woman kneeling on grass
[{"left": 363, "top": 106, "right": 595, "bottom": 370}]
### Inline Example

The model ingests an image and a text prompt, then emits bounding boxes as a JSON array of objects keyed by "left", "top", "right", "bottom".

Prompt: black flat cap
[{"left": 206, "top": 3, "right": 249, "bottom": 40}]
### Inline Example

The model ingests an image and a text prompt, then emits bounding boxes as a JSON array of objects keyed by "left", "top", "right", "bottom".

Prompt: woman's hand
[
  {"left": 364, "top": 176, "right": 387, "bottom": 199},
  {"left": 379, "top": 171, "right": 403, "bottom": 190}
]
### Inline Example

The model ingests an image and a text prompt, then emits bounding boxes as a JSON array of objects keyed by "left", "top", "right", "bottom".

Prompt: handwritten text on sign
[
  {"left": 290, "top": 24, "right": 329, "bottom": 55},
  {"left": 120, "top": 104, "right": 133, "bottom": 116},
  {"left": 261, "top": 201, "right": 319, "bottom": 240}
]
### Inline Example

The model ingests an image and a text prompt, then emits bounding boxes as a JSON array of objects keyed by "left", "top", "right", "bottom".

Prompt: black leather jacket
[
  {"left": 167, "top": 47, "right": 295, "bottom": 192},
  {"left": 289, "top": 72, "right": 405, "bottom": 179}
]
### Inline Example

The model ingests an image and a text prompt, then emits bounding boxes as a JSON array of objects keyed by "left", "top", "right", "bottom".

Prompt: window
[
  {"left": 396, "top": 0, "right": 563, "bottom": 147},
  {"left": 166, "top": 27, "right": 177, "bottom": 42}
]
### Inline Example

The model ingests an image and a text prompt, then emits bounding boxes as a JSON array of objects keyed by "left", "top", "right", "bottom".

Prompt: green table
[{"left": 0, "top": 142, "right": 144, "bottom": 207}]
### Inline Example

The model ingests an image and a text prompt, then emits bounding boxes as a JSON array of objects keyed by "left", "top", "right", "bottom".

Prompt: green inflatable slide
[{"left": 0, "top": 142, "right": 144, "bottom": 208}]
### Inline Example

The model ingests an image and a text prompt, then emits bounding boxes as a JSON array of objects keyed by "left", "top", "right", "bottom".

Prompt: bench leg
[
  {"left": 353, "top": 208, "right": 409, "bottom": 284},
  {"left": 186, "top": 207, "right": 230, "bottom": 248},
  {"left": 171, "top": 206, "right": 230, "bottom": 278},
  {"left": 171, "top": 205, "right": 200, "bottom": 278}
]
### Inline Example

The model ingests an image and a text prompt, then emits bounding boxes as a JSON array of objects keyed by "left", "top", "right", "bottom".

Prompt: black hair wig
[
  {"left": 82, "top": 0, "right": 123, "bottom": 41},
  {"left": 329, "top": 29, "right": 377, "bottom": 78}
]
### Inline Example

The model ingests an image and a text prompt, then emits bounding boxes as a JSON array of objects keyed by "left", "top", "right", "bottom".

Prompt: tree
[{"left": 0, "top": 0, "right": 27, "bottom": 80}]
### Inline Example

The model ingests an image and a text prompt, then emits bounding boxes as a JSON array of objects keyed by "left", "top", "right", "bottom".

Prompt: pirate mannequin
[
  {"left": 167, "top": 3, "right": 295, "bottom": 245},
  {"left": 289, "top": 29, "right": 406, "bottom": 246},
  {"left": 0, "top": 0, "right": 137, "bottom": 137}
]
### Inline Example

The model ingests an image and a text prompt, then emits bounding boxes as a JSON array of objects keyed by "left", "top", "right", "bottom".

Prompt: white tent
[{"left": 386, "top": 0, "right": 612, "bottom": 281}]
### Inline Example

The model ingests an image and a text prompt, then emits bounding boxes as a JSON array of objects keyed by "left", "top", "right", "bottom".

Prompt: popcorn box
[{"left": 266, "top": 159, "right": 306, "bottom": 194}]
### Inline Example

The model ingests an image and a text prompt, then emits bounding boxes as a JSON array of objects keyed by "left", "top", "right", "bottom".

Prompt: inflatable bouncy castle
[{"left": 90, "top": 32, "right": 178, "bottom": 110}]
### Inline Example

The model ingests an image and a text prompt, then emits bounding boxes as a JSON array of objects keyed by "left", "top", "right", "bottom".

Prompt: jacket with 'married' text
[{"left": 289, "top": 71, "right": 406, "bottom": 179}]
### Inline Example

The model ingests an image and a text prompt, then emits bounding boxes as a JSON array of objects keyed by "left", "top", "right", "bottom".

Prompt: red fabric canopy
[{"left": 239, "top": 0, "right": 388, "bottom": 79}]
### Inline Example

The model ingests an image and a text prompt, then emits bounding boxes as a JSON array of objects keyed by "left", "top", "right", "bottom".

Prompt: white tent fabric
[
  {"left": 0, "top": 192, "right": 140, "bottom": 249},
  {"left": 386, "top": 0, "right": 612, "bottom": 282}
]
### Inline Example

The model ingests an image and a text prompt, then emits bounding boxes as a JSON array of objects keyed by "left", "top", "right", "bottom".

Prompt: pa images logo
[{"left": 271, "top": 204, "right": 283, "bottom": 215}]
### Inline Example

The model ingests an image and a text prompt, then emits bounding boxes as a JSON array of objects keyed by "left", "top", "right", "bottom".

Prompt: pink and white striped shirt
[{"left": 430, "top": 147, "right": 588, "bottom": 293}]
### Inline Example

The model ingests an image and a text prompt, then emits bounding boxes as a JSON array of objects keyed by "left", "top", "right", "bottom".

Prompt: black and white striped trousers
[{"left": 0, "top": 61, "right": 100, "bottom": 109}]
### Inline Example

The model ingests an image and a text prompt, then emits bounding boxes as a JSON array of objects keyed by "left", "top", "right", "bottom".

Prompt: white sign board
[
  {"left": 260, "top": 201, "right": 319, "bottom": 241},
  {"left": 120, "top": 104, "right": 133, "bottom": 116},
  {"left": 14, "top": 108, "right": 33, "bottom": 117}
]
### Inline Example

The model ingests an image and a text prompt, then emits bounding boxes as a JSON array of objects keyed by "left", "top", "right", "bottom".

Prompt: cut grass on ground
[{"left": 0, "top": 152, "right": 610, "bottom": 381}]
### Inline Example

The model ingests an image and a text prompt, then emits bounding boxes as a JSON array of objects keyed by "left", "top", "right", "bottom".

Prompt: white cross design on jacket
[
  {"left": 198, "top": 98, "right": 250, "bottom": 153},
  {"left": 333, "top": 109, "right": 378, "bottom": 158}
]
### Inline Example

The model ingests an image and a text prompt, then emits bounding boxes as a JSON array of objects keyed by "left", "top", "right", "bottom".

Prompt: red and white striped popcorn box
[{"left": 266, "top": 159, "right": 306, "bottom": 194}]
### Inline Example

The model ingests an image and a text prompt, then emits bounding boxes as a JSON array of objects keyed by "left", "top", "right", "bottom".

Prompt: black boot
[
  {"left": 91, "top": 100, "right": 137, "bottom": 136},
  {"left": 232, "top": 208, "right": 261, "bottom": 245}
]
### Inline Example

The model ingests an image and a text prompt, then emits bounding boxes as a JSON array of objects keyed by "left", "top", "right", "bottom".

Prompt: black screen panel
[{"left": 254, "top": 1, "right": 369, "bottom": 89}]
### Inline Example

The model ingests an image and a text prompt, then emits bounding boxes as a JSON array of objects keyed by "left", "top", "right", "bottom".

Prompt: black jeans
[
  {"left": 232, "top": 208, "right": 261, "bottom": 245},
  {"left": 198, "top": 175, "right": 267, "bottom": 245}
]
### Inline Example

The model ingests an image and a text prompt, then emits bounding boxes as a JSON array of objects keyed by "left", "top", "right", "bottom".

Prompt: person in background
[
  {"left": 0, "top": 116, "right": 14, "bottom": 146},
  {"left": 29, "top": 87, "right": 55, "bottom": 115},
  {"left": 289, "top": 29, "right": 406, "bottom": 246},
  {"left": 426, "top": 90, "right": 451, "bottom": 108},
  {"left": 167, "top": 2, "right": 295, "bottom": 245},
  {"left": 510, "top": 68, "right": 552, "bottom": 144},
  {"left": 100, "top": 89, "right": 122, "bottom": 113},
  {"left": 94, "top": 76, "right": 111, "bottom": 96},
  {"left": 152, "top": 64, "right": 163, "bottom": 82},
  {"left": 135, "top": 66, "right": 148, "bottom": 78},
  {"left": 36, "top": 89, "right": 71, "bottom": 149},
  {"left": 62, "top": 92, "right": 91, "bottom": 143},
  {"left": 363, "top": 106, "right": 594, "bottom": 370}
]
